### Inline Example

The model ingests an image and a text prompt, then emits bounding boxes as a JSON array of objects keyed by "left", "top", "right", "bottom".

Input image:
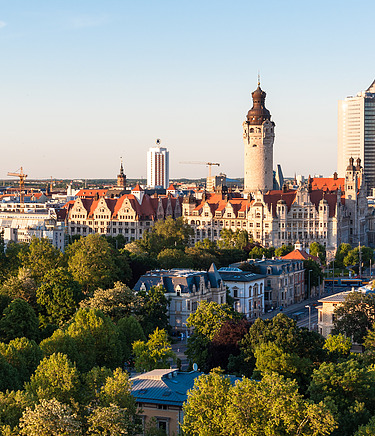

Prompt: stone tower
[
  {"left": 243, "top": 82, "right": 275, "bottom": 193},
  {"left": 117, "top": 160, "right": 126, "bottom": 188}
]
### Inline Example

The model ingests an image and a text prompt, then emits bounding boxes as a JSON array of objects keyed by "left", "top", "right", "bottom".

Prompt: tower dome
[{"left": 246, "top": 84, "right": 271, "bottom": 125}]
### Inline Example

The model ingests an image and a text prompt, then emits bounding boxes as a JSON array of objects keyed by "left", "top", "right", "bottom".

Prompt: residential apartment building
[
  {"left": 64, "top": 185, "right": 182, "bottom": 242},
  {"left": 233, "top": 259, "right": 305, "bottom": 311},
  {"left": 338, "top": 80, "right": 375, "bottom": 193},
  {"left": 218, "top": 267, "right": 265, "bottom": 318},
  {"left": 133, "top": 264, "right": 226, "bottom": 335},
  {"left": 147, "top": 140, "right": 169, "bottom": 189}
]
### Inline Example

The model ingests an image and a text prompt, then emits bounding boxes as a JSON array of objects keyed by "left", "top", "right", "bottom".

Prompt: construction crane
[
  {"left": 7, "top": 167, "right": 28, "bottom": 207},
  {"left": 179, "top": 161, "right": 220, "bottom": 177}
]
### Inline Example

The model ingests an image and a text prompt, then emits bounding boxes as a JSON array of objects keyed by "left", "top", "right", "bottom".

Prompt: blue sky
[{"left": 0, "top": 0, "right": 374, "bottom": 180}]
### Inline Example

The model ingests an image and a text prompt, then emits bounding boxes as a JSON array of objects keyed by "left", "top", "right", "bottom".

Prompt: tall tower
[
  {"left": 147, "top": 139, "right": 169, "bottom": 189},
  {"left": 243, "top": 82, "right": 275, "bottom": 193},
  {"left": 338, "top": 80, "right": 375, "bottom": 194}
]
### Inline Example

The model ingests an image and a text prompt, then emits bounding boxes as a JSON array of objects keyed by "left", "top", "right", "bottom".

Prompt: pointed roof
[
  {"left": 132, "top": 184, "right": 143, "bottom": 192},
  {"left": 208, "top": 263, "right": 222, "bottom": 287},
  {"left": 367, "top": 79, "right": 375, "bottom": 93},
  {"left": 282, "top": 249, "right": 320, "bottom": 263}
]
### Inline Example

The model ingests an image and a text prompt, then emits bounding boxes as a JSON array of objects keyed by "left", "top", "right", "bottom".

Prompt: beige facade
[
  {"left": 243, "top": 84, "right": 274, "bottom": 193},
  {"left": 65, "top": 186, "right": 181, "bottom": 242},
  {"left": 317, "top": 291, "right": 352, "bottom": 338},
  {"left": 182, "top": 160, "right": 370, "bottom": 251}
]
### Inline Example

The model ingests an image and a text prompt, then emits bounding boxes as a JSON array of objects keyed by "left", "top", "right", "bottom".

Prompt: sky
[{"left": 0, "top": 0, "right": 374, "bottom": 181}]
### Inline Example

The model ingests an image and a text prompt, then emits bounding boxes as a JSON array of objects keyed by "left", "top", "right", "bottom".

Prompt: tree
[
  {"left": 80, "top": 282, "right": 138, "bottom": 322},
  {"left": 26, "top": 353, "right": 81, "bottom": 404},
  {"left": 18, "top": 237, "right": 63, "bottom": 283},
  {"left": 87, "top": 368, "right": 142, "bottom": 435},
  {"left": 303, "top": 259, "right": 323, "bottom": 288},
  {"left": 0, "top": 390, "right": 31, "bottom": 433},
  {"left": 0, "top": 337, "right": 42, "bottom": 385},
  {"left": 87, "top": 404, "right": 135, "bottom": 435},
  {"left": 309, "top": 242, "right": 326, "bottom": 263},
  {"left": 1, "top": 268, "right": 38, "bottom": 306},
  {"left": 126, "top": 251, "right": 159, "bottom": 288},
  {"left": 253, "top": 342, "right": 313, "bottom": 389},
  {"left": 275, "top": 244, "right": 294, "bottom": 257},
  {"left": 354, "top": 415, "right": 375, "bottom": 436},
  {"left": 117, "top": 316, "right": 146, "bottom": 362},
  {"left": 66, "top": 234, "right": 123, "bottom": 293},
  {"left": 137, "top": 285, "right": 169, "bottom": 337},
  {"left": 182, "top": 369, "right": 232, "bottom": 436},
  {"left": 186, "top": 301, "right": 240, "bottom": 371},
  {"left": 157, "top": 248, "right": 191, "bottom": 269},
  {"left": 182, "top": 370, "right": 336, "bottom": 436},
  {"left": 309, "top": 359, "right": 375, "bottom": 436},
  {"left": 40, "top": 309, "right": 121, "bottom": 372},
  {"left": 37, "top": 268, "right": 82, "bottom": 327},
  {"left": 133, "top": 328, "right": 176, "bottom": 372},
  {"left": 185, "top": 246, "right": 219, "bottom": 271},
  {"left": 19, "top": 398, "right": 82, "bottom": 436},
  {"left": 344, "top": 246, "right": 374, "bottom": 270},
  {"left": 323, "top": 334, "right": 352, "bottom": 359},
  {"left": 333, "top": 291, "right": 375, "bottom": 343},
  {"left": 335, "top": 243, "right": 352, "bottom": 269},
  {"left": 0, "top": 355, "right": 20, "bottom": 391},
  {"left": 207, "top": 319, "right": 251, "bottom": 373},
  {"left": 225, "top": 373, "right": 336, "bottom": 436},
  {"left": 0, "top": 299, "right": 39, "bottom": 343},
  {"left": 137, "top": 217, "right": 193, "bottom": 255},
  {"left": 187, "top": 301, "right": 238, "bottom": 341}
]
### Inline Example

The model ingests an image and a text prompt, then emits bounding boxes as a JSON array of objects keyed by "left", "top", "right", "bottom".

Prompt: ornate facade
[
  {"left": 64, "top": 185, "right": 182, "bottom": 242},
  {"left": 182, "top": 159, "right": 369, "bottom": 254}
]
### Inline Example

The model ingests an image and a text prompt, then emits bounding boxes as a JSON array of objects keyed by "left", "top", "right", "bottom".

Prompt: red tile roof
[{"left": 282, "top": 249, "right": 320, "bottom": 263}]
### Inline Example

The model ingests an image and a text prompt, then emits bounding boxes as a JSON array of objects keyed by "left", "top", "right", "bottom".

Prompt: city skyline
[{"left": 0, "top": 0, "right": 374, "bottom": 180}]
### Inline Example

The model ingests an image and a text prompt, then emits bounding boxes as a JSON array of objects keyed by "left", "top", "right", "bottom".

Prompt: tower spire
[{"left": 258, "top": 71, "right": 261, "bottom": 87}]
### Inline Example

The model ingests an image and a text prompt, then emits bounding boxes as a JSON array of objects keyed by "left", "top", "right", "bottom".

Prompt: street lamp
[{"left": 305, "top": 304, "right": 311, "bottom": 331}]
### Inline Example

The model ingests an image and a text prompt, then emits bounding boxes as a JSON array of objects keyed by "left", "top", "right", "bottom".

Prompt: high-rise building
[
  {"left": 147, "top": 139, "right": 169, "bottom": 189},
  {"left": 338, "top": 80, "right": 375, "bottom": 193},
  {"left": 243, "top": 81, "right": 275, "bottom": 193}
]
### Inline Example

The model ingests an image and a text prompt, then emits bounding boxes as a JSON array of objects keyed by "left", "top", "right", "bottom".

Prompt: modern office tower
[
  {"left": 147, "top": 139, "right": 169, "bottom": 189},
  {"left": 243, "top": 81, "right": 275, "bottom": 193},
  {"left": 338, "top": 80, "right": 375, "bottom": 193}
]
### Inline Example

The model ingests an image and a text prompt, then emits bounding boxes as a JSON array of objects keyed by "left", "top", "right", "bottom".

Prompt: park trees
[
  {"left": 137, "top": 285, "right": 169, "bottom": 337},
  {"left": 309, "top": 359, "right": 375, "bottom": 436},
  {"left": 186, "top": 301, "right": 239, "bottom": 371},
  {"left": 26, "top": 353, "right": 81, "bottom": 404},
  {"left": 0, "top": 268, "right": 38, "bottom": 306},
  {"left": 132, "top": 328, "right": 176, "bottom": 372},
  {"left": 18, "top": 237, "right": 63, "bottom": 284},
  {"left": 37, "top": 268, "right": 82, "bottom": 327},
  {"left": 333, "top": 291, "right": 375, "bottom": 343},
  {"left": 40, "top": 309, "right": 121, "bottom": 372},
  {"left": 323, "top": 334, "right": 352, "bottom": 360},
  {"left": 0, "top": 299, "right": 39, "bottom": 343},
  {"left": 19, "top": 398, "right": 82, "bottom": 436},
  {"left": 137, "top": 217, "right": 193, "bottom": 255},
  {"left": 66, "top": 234, "right": 126, "bottom": 293},
  {"left": 309, "top": 242, "right": 326, "bottom": 263},
  {"left": 79, "top": 282, "right": 139, "bottom": 322},
  {"left": 182, "top": 370, "right": 336, "bottom": 436}
]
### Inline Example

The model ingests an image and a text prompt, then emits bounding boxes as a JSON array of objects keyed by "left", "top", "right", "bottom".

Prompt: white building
[
  {"left": 147, "top": 140, "right": 169, "bottom": 189},
  {"left": 338, "top": 80, "right": 375, "bottom": 193},
  {"left": 218, "top": 267, "right": 265, "bottom": 319},
  {"left": 0, "top": 203, "right": 65, "bottom": 251}
]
